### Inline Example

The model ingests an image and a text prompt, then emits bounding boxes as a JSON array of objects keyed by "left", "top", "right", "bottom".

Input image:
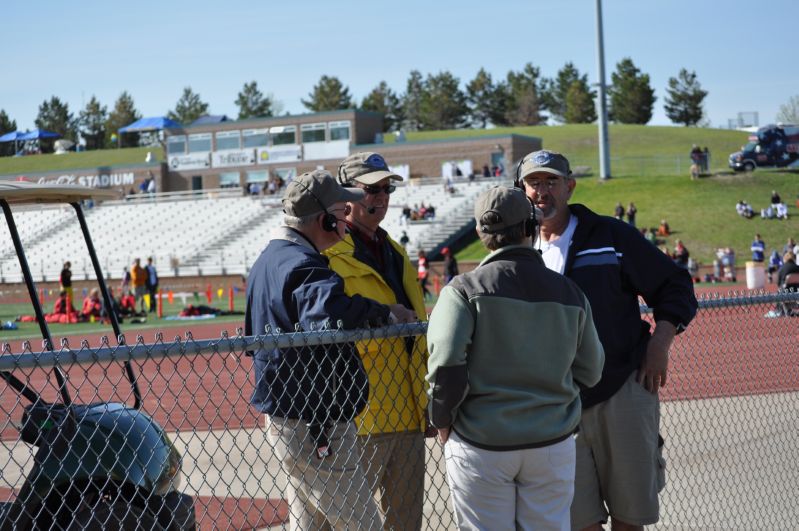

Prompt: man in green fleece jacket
[{"left": 426, "top": 186, "right": 605, "bottom": 530}]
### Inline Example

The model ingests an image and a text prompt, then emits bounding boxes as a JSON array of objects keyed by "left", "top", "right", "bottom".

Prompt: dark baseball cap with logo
[
  {"left": 519, "top": 150, "right": 572, "bottom": 180},
  {"left": 282, "top": 170, "right": 364, "bottom": 217},
  {"left": 337, "top": 152, "right": 402, "bottom": 186},
  {"left": 474, "top": 186, "right": 532, "bottom": 233}
]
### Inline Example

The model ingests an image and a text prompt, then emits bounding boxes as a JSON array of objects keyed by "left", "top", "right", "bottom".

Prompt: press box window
[
  {"left": 270, "top": 126, "right": 296, "bottom": 146},
  {"left": 301, "top": 123, "right": 326, "bottom": 143},
  {"left": 188, "top": 133, "right": 212, "bottom": 153},
  {"left": 215, "top": 131, "right": 241, "bottom": 151},
  {"left": 166, "top": 136, "right": 186, "bottom": 155},
  {"left": 242, "top": 129, "right": 268, "bottom": 148},
  {"left": 247, "top": 170, "right": 268, "bottom": 183},
  {"left": 329, "top": 121, "right": 351, "bottom": 141},
  {"left": 218, "top": 172, "right": 241, "bottom": 188}
]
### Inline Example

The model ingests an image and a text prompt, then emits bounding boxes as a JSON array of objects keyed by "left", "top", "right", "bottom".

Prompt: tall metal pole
[{"left": 595, "top": 0, "right": 611, "bottom": 179}]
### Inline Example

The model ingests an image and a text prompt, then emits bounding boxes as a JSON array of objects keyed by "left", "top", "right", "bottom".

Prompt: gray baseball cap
[
  {"left": 282, "top": 170, "right": 364, "bottom": 217},
  {"left": 337, "top": 152, "right": 402, "bottom": 186},
  {"left": 519, "top": 150, "right": 572, "bottom": 180},
  {"left": 474, "top": 186, "right": 532, "bottom": 233}
]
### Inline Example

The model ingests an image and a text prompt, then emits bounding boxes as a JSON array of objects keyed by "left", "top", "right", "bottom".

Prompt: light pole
[{"left": 595, "top": 0, "right": 611, "bottom": 179}]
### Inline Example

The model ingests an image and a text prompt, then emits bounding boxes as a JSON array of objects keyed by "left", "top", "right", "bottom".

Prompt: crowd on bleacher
[{"left": 400, "top": 202, "right": 436, "bottom": 225}]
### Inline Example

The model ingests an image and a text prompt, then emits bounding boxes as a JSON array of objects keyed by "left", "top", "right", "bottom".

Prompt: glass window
[
  {"left": 301, "top": 123, "right": 326, "bottom": 143},
  {"left": 188, "top": 133, "right": 212, "bottom": 153},
  {"left": 270, "top": 126, "right": 296, "bottom": 145},
  {"left": 246, "top": 170, "right": 268, "bottom": 183},
  {"left": 218, "top": 172, "right": 241, "bottom": 188},
  {"left": 242, "top": 129, "right": 269, "bottom": 148},
  {"left": 166, "top": 135, "right": 186, "bottom": 155},
  {"left": 215, "top": 130, "right": 241, "bottom": 151},
  {"left": 329, "top": 121, "right": 351, "bottom": 141},
  {"left": 274, "top": 167, "right": 297, "bottom": 183}
]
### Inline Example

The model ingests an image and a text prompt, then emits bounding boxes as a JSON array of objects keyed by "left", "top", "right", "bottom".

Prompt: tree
[
  {"left": 0, "top": 109, "right": 17, "bottom": 157},
  {"left": 664, "top": 69, "right": 708, "bottom": 126},
  {"left": 360, "top": 81, "right": 403, "bottom": 132},
  {"left": 418, "top": 71, "right": 469, "bottom": 130},
  {"left": 543, "top": 62, "right": 596, "bottom": 123},
  {"left": 608, "top": 58, "right": 656, "bottom": 124},
  {"left": 35, "top": 96, "right": 78, "bottom": 152},
  {"left": 502, "top": 62, "right": 547, "bottom": 126},
  {"left": 402, "top": 70, "right": 425, "bottom": 131},
  {"left": 564, "top": 82, "right": 597, "bottom": 124},
  {"left": 301, "top": 75, "right": 353, "bottom": 112},
  {"left": 777, "top": 95, "right": 799, "bottom": 124},
  {"left": 466, "top": 68, "right": 501, "bottom": 128},
  {"left": 105, "top": 91, "right": 141, "bottom": 148},
  {"left": 79, "top": 96, "right": 108, "bottom": 150},
  {"left": 235, "top": 81, "right": 274, "bottom": 119},
  {"left": 168, "top": 87, "right": 210, "bottom": 125}
]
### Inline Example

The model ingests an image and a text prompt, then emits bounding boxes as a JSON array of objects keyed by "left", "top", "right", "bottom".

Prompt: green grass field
[
  {"left": 0, "top": 146, "right": 163, "bottom": 177},
  {"left": 457, "top": 169, "right": 799, "bottom": 264},
  {"left": 0, "top": 295, "right": 247, "bottom": 343}
]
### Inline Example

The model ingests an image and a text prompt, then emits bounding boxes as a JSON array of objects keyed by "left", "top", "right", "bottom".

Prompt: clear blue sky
[{"left": 2, "top": 0, "right": 797, "bottom": 131}]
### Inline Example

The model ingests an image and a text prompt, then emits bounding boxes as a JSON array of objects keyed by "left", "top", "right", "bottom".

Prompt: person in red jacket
[{"left": 81, "top": 288, "right": 103, "bottom": 320}]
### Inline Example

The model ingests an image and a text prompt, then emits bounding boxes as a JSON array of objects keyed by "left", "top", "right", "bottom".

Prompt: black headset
[
  {"left": 511, "top": 155, "right": 541, "bottom": 240},
  {"left": 292, "top": 180, "right": 338, "bottom": 232}
]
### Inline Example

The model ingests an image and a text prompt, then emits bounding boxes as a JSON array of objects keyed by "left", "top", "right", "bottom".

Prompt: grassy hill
[
  {"left": 1, "top": 124, "right": 794, "bottom": 265},
  {"left": 457, "top": 169, "right": 799, "bottom": 265}
]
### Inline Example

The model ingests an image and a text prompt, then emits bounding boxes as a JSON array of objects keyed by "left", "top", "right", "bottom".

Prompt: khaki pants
[
  {"left": 267, "top": 416, "right": 382, "bottom": 531},
  {"left": 360, "top": 431, "right": 425, "bottom": 530}
]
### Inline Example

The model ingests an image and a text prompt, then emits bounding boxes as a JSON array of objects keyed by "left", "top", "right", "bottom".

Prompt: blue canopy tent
[
  {"left": 117, "top": 117, "right": 181, "bottom": 148},
  {"left": 0, "top": 131, "right": 28, "bottom": 155}
]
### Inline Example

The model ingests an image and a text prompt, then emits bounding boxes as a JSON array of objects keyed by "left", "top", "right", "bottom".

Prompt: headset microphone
[{"left": 367, "top": 206, "right": 376, "bottom": 214}]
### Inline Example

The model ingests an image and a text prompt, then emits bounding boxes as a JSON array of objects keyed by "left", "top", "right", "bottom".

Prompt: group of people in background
[
  {"left": 690, "top": 144, "right": 711, "bottom": 179},
  {"left": 243, "top": 147, "right": 698, "bottom": 529},
  {"left": 614, "top": 201, "right": 638, "bottom": 227},
  {"left": 737, "top": 190, "right": 790, "bottom": 220}
]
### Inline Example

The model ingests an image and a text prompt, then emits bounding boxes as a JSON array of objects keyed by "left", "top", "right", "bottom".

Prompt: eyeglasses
[
  {"left": 524, "top": 178, "right": 561, "bottom": 191},
  {"left": 363, "top": 184, "right": 396, "bottom": 195}
]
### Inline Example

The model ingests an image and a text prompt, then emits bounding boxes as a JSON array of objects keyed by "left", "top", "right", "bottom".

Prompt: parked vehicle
[
  {"left": 729, "top": 124, "right": 799, "bottom": 171},
  {"left": 0, "top": 183, "right": 195, "bottom": 530}
]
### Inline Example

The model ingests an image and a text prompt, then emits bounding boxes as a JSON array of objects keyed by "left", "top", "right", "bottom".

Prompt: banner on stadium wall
[
  {"left": 442, "top": 160, "right": 474, "bottom": 178},
  {"left": 389, "top": 164, "right": 410, "bottom": 181},
  {"left": 257, "top": 145, "right": 302, "bottom": 164},
  {"left": 34, "top": 172, "right": 136, "bottom": 188},
  {"left": 212, "top": 149, "right": 256, "bottom": 168},
  {"left": 303, "top": 140, "right": 349, "bottom": 162},
  {"left": 169, "top": 153, "right": 211, "bottom": 171}
]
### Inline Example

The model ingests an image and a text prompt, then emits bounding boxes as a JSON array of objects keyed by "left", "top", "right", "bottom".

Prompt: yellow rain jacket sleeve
[{"left": 324, "top": 234, "right": 429, "bottom": 435}]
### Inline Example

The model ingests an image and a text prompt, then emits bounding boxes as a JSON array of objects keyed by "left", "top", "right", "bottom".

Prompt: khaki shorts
[{"left": 571, "top": 372, "right": 666, "bottom": 529}]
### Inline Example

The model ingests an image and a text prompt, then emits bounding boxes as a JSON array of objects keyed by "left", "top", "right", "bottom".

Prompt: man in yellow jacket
[{"left": 324, "top": 152, "right": 430, "bottom": 530}]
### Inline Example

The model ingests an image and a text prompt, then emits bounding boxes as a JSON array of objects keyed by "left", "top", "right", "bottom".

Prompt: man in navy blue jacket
[
  {"left": 246, "top": 169, "right": 414, "bottom": 530},
  {"left": 517, "top": 150, "right": 698, "bottom": 531}
]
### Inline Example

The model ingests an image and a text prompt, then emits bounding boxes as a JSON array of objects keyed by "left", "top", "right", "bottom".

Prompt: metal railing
[{"left": 1, "top": 290, "right": 798, "bottom": 529}]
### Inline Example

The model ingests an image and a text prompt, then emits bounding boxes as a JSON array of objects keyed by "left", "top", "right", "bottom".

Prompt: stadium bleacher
[{"left": 0, "top": 177, "right": 505, "bottom": 284}]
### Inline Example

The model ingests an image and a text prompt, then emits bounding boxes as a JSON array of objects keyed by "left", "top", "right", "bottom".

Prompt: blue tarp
[
  {"left": 18, "top": 129, "right": 60, "bottom": 140},
  {"left": 118, "top": 116, "right": 181, "bottom": 133},
  {"left": 0, "top": 131, "right": 28, "bottom": 142}
]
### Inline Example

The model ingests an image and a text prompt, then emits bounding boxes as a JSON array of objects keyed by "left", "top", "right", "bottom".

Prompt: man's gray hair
[
  {"left": 478, "top": 212, "right": 527, "bottom": 251},
  {"left": 284, "top": 212, "right": 319, "bottom": 229}
]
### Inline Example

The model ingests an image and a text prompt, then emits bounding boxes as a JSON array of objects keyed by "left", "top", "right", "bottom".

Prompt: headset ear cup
[
  {"left": 514, "top": 158, "right": 525, "bottom": 190},
  {"left": 322, "top": 213, "right": 337, "bottom": 232}
]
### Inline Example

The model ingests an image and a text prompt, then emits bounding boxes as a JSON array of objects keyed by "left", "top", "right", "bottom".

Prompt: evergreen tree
[
  {"left": 235, "top": 81, "right": 274, "bottom": 119},
  {"left": 360, "top": 81, "right": 403, "bottom": 132},
  {"left": 543, "top": 62, "right": 596, "bottom": 123},
  {"left": 466, "top": 68, "right": 501, "bottom": 128},
  {"left": 419, "top": 71, "right": 469, "bottom": 130},
  {"left": 608, "top": 58, "right": 656, "bottom": 124},
  {"left": 168, "top": 87, "right": 210, "bottom": 125},
  {"left": 105, "top": 91, "right": 141, "bottom": 148},
  {"left": 503, "top": 63, "right": 546, "bottom": 126},
  {"left": 563, "top": 82, "right": 597, "bottom": 124},
  {"left": 301, "top": 75, "right": 353, "bottom": 112},
  {"left": 0, "top": 109, "right": 17, "bottom": 157},
  {"left": 776, "top": 95, "right": 799, "bottom": 124},
  {"left": 664, "top": 69, "right": 708, "bottom": 126},
  {"left": 35, "top": 96, "right": 78, "bottom": 152},
  {"left": 402, "top": 70, "right": 425, "bottom": 131},
  {"left": 79, "top": 95, "right": 108, "bottom": 150}
]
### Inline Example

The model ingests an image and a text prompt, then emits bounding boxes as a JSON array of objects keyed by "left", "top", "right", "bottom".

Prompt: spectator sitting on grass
[
  {"left": 736, "top": 200, "right": 754, "bottom": 219},
  {"left": 657, "top": 219, "right": 671, "bottom": 236}
]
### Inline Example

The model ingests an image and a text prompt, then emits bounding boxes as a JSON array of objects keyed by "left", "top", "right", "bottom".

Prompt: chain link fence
[{"left": 1, "top": 290, "right": 798, "bottom": 530}]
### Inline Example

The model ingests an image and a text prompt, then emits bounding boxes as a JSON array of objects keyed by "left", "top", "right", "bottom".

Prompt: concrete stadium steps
[{"left": 0, "top": 179, "right": 505, "bottom": 283}]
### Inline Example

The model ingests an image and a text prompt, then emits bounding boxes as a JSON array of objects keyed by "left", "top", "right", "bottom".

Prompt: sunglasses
[{"left": 363, "top": 184, "right": 396, "bottom": 195}]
